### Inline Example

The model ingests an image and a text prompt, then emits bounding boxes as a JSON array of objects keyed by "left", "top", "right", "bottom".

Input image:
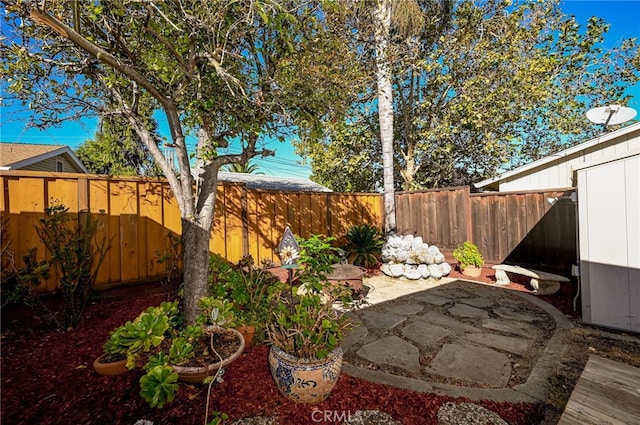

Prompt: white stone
[
  {"left": 429, "top": 264, "right": 443, "bottom": 279},
  {"left": 387, "top": 263, "right": 406, "bottom": 278},
  {"left": 399, "top": 235, "right": 413, "bottom": 251},
  {"left": 418, "top": 264, "right": 431, "bottom": 279},
  {"left": 386, "top": 235, "right": 402, "bottom": 248},
  {"left": 404, "top": 266, "right": 422, "bottom": 280},
  {"left": 411, "top": 236, "right": 423, "bottom": 250},
  {"left": 439, "top": 262, "right": 452, "bottom": 276}
]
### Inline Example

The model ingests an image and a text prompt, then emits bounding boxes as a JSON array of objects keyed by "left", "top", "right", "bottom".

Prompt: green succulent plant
[{"left": 139, "top": 365, "right": 179, "bottom": 409}]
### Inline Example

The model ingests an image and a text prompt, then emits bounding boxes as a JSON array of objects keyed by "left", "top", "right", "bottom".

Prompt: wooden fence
[
  {"left": 1, "top": 170, "right": 577, "bottom": 293},
  {"left": 396, "top": 186, "right": 577, "bottom": 272},
  {"left": 0, "top": 171, "right": 383, "bottom": 291}
]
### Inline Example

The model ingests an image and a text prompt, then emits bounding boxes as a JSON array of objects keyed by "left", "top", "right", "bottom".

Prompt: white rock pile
[{"left": 380, "top": 234, "right": 451, "bottom": 280}]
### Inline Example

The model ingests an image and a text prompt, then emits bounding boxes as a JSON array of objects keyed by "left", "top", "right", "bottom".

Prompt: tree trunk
[
  {"left": 181, "top": 217, "right": 211, "bottom": 324},
  {"left": 375, "top": 0, "right": 396, "bottom": 235}
]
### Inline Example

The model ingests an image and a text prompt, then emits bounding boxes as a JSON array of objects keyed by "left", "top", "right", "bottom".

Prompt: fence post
[{"left": 464, "top": 186, "right": 472, "bottom": 243}]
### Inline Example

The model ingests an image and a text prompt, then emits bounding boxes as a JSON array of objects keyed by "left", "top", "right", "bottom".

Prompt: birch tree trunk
[{"left": 374, "top": 0, "right": 396, "bottom": 235}]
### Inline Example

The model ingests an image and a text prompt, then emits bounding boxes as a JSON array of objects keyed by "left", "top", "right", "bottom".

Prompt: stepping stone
[
  {"left": 492, "top": 306, "right": 545, "bottom": 323},
  {"left": 437, "top": 402, "right": 508, "bottom": 425},
  {"left": 356, "top": 336, "right": 420, "bottom": 371},
  {"left": 385, "top": 303, "right": 424, "bottom": 316},
  {"left": 481, "top": 318, "right": 542, "bottom": 338},
  {"left": 359, "top": 311, "right": 406, "bottom": 330},
  {"left": 426, "top": 344, "right": 512, "bottom": 387},
  {"left": 448, "top": 303, "right": 490, "bottom": 319},
  {"left": 463, "top": 333, "right": 532, "bottom": 356},
  {"left": 421, "top": 311, "right": 481, "bottom": 333},
  {"left": 413, "top": 293, "right": 452, "bottom": 306},
  {"left": 458, "top": 297, "right": 494, "bottom": 308},
  {"left": 402, "top": 322, "right": 451, "bottom": 346}
]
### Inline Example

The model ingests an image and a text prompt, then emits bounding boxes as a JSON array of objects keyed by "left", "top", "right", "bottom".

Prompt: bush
[
  {"left": 452, "top": 240, "right": 484, "bottom": 268},
  {"left": 34, "top": 203, "right": 111, "bottom": 328},
  {"left": 344, "top": 224, "right": 385, "bottom": 268}
]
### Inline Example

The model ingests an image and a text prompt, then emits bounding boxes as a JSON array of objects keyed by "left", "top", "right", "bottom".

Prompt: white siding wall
[
  {"left": 500, "top": 128, "right": 640, "bottom": 191},
  {"left": 578, "top": 154, "right": 640, "bottom": 332}
]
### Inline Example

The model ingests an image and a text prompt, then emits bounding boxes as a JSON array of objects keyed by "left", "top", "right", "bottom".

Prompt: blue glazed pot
[{"left": 268, "top": 344, "right": 343, "bottom": 404}]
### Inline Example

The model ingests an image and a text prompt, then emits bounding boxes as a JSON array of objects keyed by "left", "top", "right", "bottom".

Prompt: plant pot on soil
[
  {"left": 236, "top": 325, "right": 256, "bottom": 349},
  {"left": 171, "top": 328, "right": 245, "bottom": 385},
  {"left": 93, "top": 353, "right": 128, "bottom": 376},
  {"left": 461, "top": 265, "right": 482, "bottom": 277},
  {"left": 268, "top": 344, "right": 343, "bottom": 404}
]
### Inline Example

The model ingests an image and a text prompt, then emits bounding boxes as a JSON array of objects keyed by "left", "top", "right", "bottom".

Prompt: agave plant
[{"left": 344, "top": 224, "right": 385, "bottom": 268}]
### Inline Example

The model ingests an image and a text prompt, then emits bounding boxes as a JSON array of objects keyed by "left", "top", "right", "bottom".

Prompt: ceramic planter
[
  {"left": 93, "top": 353, "right": 128, "bottom": 376},
  {"left": 171, "top": 328, "right": 245, "bottom": 385},
  {"left": 268, "top": 344, "right": 343, "bottom": 404}
]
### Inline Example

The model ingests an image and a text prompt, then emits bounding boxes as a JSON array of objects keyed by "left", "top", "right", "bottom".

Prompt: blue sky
[{"left": 1, "top": 0, "right": 639, "bottom": 178}]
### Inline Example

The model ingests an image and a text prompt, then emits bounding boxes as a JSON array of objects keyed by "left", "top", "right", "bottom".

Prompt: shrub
[
  {"left": 452, "top": 240, "right": 484, "bottom": 268},
  {"left": 344, "top": 224, "right": 385, "bottom": 267}
]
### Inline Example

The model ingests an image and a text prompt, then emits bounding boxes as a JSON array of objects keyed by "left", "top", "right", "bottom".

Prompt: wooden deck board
[{"left": 558, "top": 355, "right": 640, "bottom": 425}]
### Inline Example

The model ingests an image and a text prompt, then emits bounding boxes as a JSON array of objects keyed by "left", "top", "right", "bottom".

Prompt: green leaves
[
  {"left": 139, "top": 365, "right": 179, "bottom": 409},
  {"left": 168, "top": 337, "right": 195, "bottom": 365},
  {"left": 344, "top": 224, "right": 385, "bottom": 268}
]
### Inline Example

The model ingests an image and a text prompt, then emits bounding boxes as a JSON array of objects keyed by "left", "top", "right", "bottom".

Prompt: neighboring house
[
  {"left": 0, "top": 143, "right": 88, "bottom": 173},
  {"left": 474, "top": 121, "right": 640, "bottom": 192},
  {"left": 217, "top": 171, "right": 332, "bottom": 192}
]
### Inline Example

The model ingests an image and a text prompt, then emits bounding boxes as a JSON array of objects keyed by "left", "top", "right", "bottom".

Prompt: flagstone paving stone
[
  {"left": 462, "top": 332, "right": 533, "bottom": 356},
  {"left": 401, "top": 322, "right": 451, "bottom": 346},
  {"left": 356, "top": 335, "right": 420, "bottom": 371},
  {"left": 426, "top": 343, "right": 512, "bottom": 387},
  {"left": 448, "top": 303, "right": 490, "bottom": 319}
]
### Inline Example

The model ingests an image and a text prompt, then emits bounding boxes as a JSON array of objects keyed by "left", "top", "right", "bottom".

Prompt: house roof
[
  {"left": 0, "top": 143, "right": 88, "bottom": 173},
  {"left": 218, "top": 171, "right": 332, "bottom": 192},
  {"left": 474, "top": 121, "right": 640, "bottom": 190}
]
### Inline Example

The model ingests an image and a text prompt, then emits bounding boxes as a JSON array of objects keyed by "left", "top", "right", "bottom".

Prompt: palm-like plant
[
  {"left": 344, "top": 224, "right": 385, "bottom": 268},
  {"left": 221, "top": 160, "right": 264, "bottom": 174}
]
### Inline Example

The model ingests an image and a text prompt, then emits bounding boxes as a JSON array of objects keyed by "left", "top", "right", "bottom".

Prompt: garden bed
[{"left": 2, "top": 264, "right": 638, "bottom": 424}]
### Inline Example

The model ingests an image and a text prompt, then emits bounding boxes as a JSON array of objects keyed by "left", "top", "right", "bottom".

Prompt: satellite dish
[{"left": 586, "top": 104, "right": 637, "bottom": 128}]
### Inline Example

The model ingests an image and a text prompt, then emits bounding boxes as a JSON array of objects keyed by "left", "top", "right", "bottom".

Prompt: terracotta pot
[
  {"left": 93, "top": 353, "right": 128, "bottom": 376},
  {"left": 268, "top": 345, "right": 343, "bottom": 404},
  {"left": 236, "top": 325, "right": 256, "bottom": 349},
  {"left": 171, "top": 328, "right": 245, "bottom": 385},
  {"left": 462, "top": 265, "right": 482, "bottom": 277}
]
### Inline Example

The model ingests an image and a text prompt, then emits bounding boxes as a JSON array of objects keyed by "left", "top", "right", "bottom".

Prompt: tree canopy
[
  {"left": 295, "top": 0, "right": 639, "bottom": 191},
  {"left": 76, "top": 116, "right": 164, "bottom": 177},
  {"left": 1, "top": 0, "right": 361, "bottom": 322}
]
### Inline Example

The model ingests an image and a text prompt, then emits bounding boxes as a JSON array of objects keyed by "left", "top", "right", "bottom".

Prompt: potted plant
[
  {"left": 453, "top": 240, "right": 484, "bottom": 277},
  {"left": 267, "top": 234, "right": 354, "bottom": 404},
  {"left": 96, "top": 297, "right": 244, "bottom": 409},
  {"left": 93, "top": 301, "right": 177, "bottom": 376},
  {"left": 163, "top": 297, "right": 244, "bottom": 385}
]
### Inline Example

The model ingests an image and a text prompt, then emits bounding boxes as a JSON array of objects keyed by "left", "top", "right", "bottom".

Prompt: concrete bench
[{"left": 492, "top": 264, "right": 570, "bottom": 295}]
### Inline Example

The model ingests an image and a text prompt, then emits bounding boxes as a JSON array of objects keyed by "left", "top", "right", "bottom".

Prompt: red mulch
[{"left": 0, "top": 260, "right": 576, "bottom": 424}]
